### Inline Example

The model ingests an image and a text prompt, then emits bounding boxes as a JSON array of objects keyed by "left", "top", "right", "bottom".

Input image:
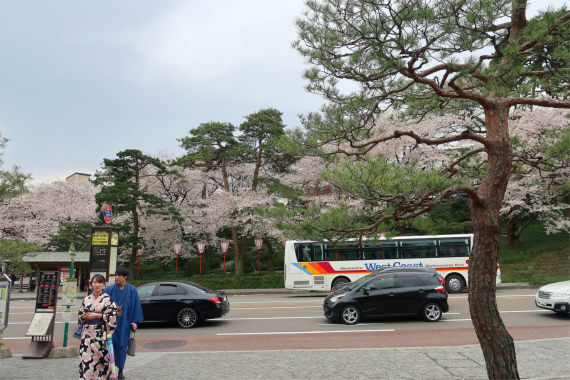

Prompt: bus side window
[
  {"left": 456, "top": 247, "right": 468, "bottom": 257},
  {"left": 444, "top": 249, "right": 452, "bottom": 257},
  {"left": 372, "top": 250, "right": 379, "bottom": 259}
]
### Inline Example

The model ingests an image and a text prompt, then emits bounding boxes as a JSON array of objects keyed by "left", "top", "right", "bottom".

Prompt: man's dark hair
[{"left": 116, "top": 266, "right": 130, "bottom": 278}]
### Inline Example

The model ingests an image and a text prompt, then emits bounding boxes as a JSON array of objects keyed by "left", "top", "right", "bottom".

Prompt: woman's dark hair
[
  {"left": 91, "top": 274, "right": 106, "bottom": 284},
  {"left": 115, "top": 266, "right": 129, "bottom": 278}
]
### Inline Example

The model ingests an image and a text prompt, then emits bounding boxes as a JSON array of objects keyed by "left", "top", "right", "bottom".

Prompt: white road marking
[
  {"left": 232, "top": 306, "right": 322, "bottom": 310},
  {"left": 224, "top": 316, "right": 323, "bottom": 320},
  {"left": 218, "top": 329, "right": 394, "bottom": 336}
]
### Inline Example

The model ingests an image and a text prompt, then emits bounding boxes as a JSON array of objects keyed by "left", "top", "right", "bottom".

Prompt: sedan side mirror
[{"left": 363, "top": 287, "right": 371, "bottom": 295}]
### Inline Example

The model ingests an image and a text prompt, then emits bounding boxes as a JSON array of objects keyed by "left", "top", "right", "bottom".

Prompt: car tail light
[
  {"left": 435, "top": 286, "right": 447, "bottom": 295},
  {"left": 209, "top": 297, "right": 222, "bottom": 304},
  {"left": 438, "top": 276, "right": 445, "bottom": 286}
]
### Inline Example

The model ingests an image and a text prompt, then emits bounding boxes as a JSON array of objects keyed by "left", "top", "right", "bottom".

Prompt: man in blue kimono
[{"left": 106, "top": 266, "right": 143, "bottom": 379}]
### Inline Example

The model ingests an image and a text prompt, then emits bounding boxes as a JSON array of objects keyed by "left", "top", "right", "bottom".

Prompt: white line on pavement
[
  {"left": 217, "top": 329, "right": 395, "bottom": 336},
  {"left": 232, "top": 306, "right": 322, "bottom": 310},
  {"left": 223, "top": 316, "right": 323, "bottom": 320}
]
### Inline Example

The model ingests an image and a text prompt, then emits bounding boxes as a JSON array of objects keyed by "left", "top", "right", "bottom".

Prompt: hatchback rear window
[
  {"left": 416, "top": 274, "right": 441, "bottom": 287},
  {"left": 396, "top": 274, "right": 422, "bottom": 287}
]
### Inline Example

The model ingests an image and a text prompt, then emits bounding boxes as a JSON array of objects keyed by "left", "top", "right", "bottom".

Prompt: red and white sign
[
  {"left": 220, "top": 241, "right": 229, "bottom": 253},
  {"left": 102, "top": 204, "right": 112, "bottom": 224},
  {"left": 196, "top": 242, "right": 206, "bottom": 254},
  {"left": 254, "top": 238, "right": 264, "bottom": 250},
  {"left": 137, "top": 247, "right": 144, "bottom": 257},
  {"left": 173, "top": 243, "right": 182, "bottom": 255}
]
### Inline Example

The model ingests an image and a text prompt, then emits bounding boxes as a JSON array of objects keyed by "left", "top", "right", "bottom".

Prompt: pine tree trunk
[
  {"left": 506, "top": 217, "right": 521, "bottom": 248},
  {"left": 469, "top": 104, "right": 519, "bottom": 380}
]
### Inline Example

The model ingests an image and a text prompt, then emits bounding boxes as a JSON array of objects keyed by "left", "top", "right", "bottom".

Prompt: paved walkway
[{"left": 1, "top": 338, "right": 569, "bottom": 380}]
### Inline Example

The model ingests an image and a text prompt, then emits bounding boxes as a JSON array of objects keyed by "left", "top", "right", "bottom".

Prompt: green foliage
[
  {"left": 47, "top": 222, "right": 93, "bottom": 251},
  {"left": 0, "top": 239, "right": 42, "bottom": 275},
  {"left": 0, "top": 134, "right": 31, "bottom": 202},
  {"left": 177, "top": 122, "right": 241, "bottom": 167}
]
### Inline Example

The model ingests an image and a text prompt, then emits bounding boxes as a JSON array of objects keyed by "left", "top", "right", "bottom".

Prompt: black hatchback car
[
  {"left": 136, "top": 281, "right": 230, "bottom": 328},
  {"left": 323, "top": 268, "right": 448, "bottom": 324}
]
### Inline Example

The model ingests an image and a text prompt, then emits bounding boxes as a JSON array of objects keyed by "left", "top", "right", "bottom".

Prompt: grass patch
[{"left": 499, "top": 221, "right": 569, "bottom": 285}]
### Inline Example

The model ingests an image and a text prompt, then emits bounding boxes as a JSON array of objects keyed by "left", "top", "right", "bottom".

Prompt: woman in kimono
[{"left": 78, "top": 274, "right": 117, "bottom": 380}]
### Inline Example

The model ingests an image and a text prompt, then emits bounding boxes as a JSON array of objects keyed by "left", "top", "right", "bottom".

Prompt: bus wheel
[
  {"left": 332, "top": 277, "right": 350, "bottom": 290},
  {"left": 446, "top": 274, "right": 465, "bottom": 294},
  {"left": 341, "top": 305, "right": 360, "bottom": 325}
]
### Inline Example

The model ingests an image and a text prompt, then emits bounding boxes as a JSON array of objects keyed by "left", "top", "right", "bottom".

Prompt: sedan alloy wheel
[{"left": 177, "top": 307, "right": 198, "bottom": 328}]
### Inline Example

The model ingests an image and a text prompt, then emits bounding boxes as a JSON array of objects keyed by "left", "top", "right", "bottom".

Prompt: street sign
[{"left": 100, "top": 204, "right": 112, "bottom": 224}]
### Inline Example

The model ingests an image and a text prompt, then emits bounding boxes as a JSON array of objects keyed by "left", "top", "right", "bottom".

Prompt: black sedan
[
  {"left": 324, "top": 268, "right": 449, "bottom": 324},
  {"left": 136, "top": 281, "right": 230, "bottom": 328}
]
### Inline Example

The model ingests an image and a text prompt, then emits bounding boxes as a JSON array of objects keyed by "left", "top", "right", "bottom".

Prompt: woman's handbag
[
  {"left": 72, "top": 322, "right": 84, "bottom": 339},
  {"left": 127, "top": 331, "right": 136, "bottom": 356}
]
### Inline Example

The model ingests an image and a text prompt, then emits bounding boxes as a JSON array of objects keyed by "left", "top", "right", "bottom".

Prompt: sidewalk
[{"left": 1, "top": 338, "right": 569, "bottom": 379}]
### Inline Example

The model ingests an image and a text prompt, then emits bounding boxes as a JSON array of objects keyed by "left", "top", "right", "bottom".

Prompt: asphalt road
[{"left": 3, "top": 288, "right": 569, "bottom": 355}]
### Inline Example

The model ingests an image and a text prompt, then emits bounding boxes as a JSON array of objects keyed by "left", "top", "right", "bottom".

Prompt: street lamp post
[
  {"left": 62, "top": 243, "right": 76, "bottom": 348},
  {"left": 196, "top": 242, "right": 206, "bottom": 274},
  {"left": 220, "top": 241, "right": 230, "bottom": 276},
  {"left": 137, "top": 246, "right": 144, "bottom": 276},
  {"left": 254, "top": 238, "right": 264, "bottom": 272},
  {"left": 173, "top": 243, "right": 182, "bottom": 276}
]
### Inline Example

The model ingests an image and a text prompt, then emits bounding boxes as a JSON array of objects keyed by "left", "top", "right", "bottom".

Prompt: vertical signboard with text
[{"left": 89, "top": 226, "right": 119, "bottom": 286}]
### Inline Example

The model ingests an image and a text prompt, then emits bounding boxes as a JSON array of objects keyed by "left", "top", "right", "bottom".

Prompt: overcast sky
[{"left": 0, "top": 0, "right": 566, "bottom": 183}]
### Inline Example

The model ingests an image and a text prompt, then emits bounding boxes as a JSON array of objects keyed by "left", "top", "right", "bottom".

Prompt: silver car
[{"left": 535, "top": 280, "right": 570, "bottom": 314}]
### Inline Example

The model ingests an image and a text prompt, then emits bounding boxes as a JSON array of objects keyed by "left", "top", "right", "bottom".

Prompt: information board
[
  {"left": 0, "top": 283, "right": 9, "bottom": 328},
  {"left": 26, "top": 312, "right": 54, "bottom": 336},
  {"left": 61, "top": 278, "right": 77, "bottom": 306},
  {"left": 35, "top": 271, "right": 59, "bottom": 310}
]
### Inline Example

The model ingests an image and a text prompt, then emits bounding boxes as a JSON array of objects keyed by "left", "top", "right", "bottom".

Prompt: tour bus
[{"left": 284, "top": 234, "right": 501, "bottom": 294}]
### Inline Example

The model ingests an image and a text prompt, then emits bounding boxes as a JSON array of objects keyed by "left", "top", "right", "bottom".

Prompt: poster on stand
[
  {"left": 61, "top": 278, "right": 77, "bottom": 306},
  {"left": 26, "top": 312, "right": 54, "bottom": 336}
]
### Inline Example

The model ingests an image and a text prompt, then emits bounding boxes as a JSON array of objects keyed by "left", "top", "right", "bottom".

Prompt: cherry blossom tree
[
  {"left": 0, "top": 181, "right": 98, "bottom": 247},
  {"left": 502, "top": 108, "right": 570, "bottom": 247}
]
